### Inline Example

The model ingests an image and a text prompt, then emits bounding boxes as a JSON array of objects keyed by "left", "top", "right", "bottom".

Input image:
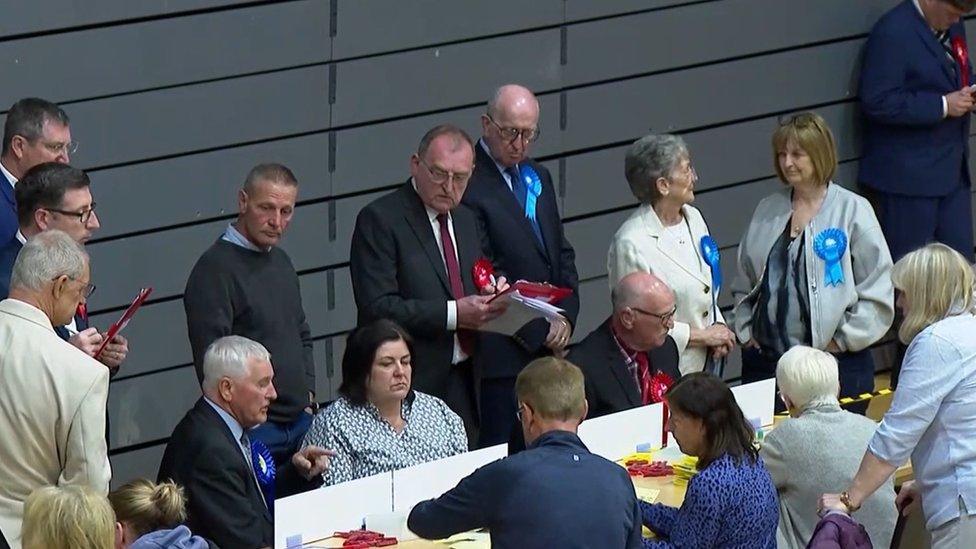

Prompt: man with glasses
[
  {"left": 0, "top": 162, "right": 127, "bottom": 373},
  {"left": 0, "top": 98, "right": 75, "bottom": 246},
  {"left": 350, "top": 124, "right": 508, "bottom": 448},
  {"left": 0, "top": 230, "right": 111, "bottom": 548},
  {"left": 462, "top": 84, "right": 580, "bottom": 447}
]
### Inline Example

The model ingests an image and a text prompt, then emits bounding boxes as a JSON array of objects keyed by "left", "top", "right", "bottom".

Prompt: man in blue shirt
[{"left": 408, "top": 357, "right": 643, "bottom": 549}]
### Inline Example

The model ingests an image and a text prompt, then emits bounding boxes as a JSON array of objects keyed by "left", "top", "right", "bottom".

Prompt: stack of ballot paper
[
  {"left": 671, "top": 456, "right": 700, "bottom": 487},
  {"left": 479, "top": 290, "right": 566, "bottom": 336}
]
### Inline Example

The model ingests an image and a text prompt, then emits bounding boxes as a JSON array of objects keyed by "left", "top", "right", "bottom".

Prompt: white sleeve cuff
[
  {"left": 942, "top": 95, "right": 949, "bottom": 118},
  {"left": 447, "top": 300, "right": 457, "bottom": 331}
]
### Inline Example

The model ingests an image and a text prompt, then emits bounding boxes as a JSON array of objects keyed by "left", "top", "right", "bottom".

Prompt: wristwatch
[{"left": 840, "top": 491, "right": 861, "bottom": 513}]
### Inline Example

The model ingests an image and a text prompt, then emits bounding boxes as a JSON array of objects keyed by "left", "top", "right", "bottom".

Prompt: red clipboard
[
  {"left": 93, "top": 287, "right": 152, "bottom": 359},
  {"left": 488, "top": 280, "right": 572, "bottom": 304}
]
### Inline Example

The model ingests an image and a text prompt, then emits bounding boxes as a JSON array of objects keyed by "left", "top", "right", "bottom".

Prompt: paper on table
[
  {"left": 442, "top": 531, "right": 492, "bottom": 548},
  {"left": 577, "top": 403, "right": 664, "bottom": 461},
  {"left": 635, "top": 487, "right": 661, "bottom": 504},
  {"left": 731, "top": 378, "right": 776, "bottom": 427},
  {"left": 393, "top": 444, "right": 507, "bottom": 513},
  {"left": 478, "top": 291, "right": 565, "bottom": 336}
]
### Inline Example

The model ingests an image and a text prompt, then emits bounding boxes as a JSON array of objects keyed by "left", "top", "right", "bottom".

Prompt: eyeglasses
[
  {"left": 418, "top": 157, "right": 471, "bottom": 185},
  {"left": 486, "top": 115, "right": 540, "bottom": 144},
  {"left": 44, "top": 203, "right": 97, "bottom": 224},
  {"left": 40, "top": 140, "right": 78, "bottom": 155},
  {"left": 52, "top": 275, "right": 96, "bottom": 298},
  {"left": 516, "top": 404, "right": 526, "bottom": 422},
  {"left": 671, "top": 161, "right": 697, "bottom": 181},
  {"left": 777, "top": 112, "right": 819, "bottom": 128},
  {"left": 631, "top": 305, "right": 677, "bottom": 325}
]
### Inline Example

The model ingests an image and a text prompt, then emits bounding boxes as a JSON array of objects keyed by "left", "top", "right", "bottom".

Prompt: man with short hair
[
  {"left": 0, "top": 162, "right": 127, "bottom": 372},
  {"left": 0, "top": 230, "right": 109, "bottom": 548},
  {"left": 462, "top": 84, "right": 580, "bottom": 446},
  {"left": 408, "top": 357, "right": 643, "bottom": 549},
  {"left": 0, "top": 98, "right": 73, "bottom": 245},
  {"left": 350, "top": 124, "right": 507, "bottom": 447},
  {"left": 158, "top": 335, "right": 332, "bottom": 549},
  {"left": 184, "top": 163, "right": 316, "bottom": 468},
  {"left": 570, "top": 272, "right": 681, "bottom": 419}
]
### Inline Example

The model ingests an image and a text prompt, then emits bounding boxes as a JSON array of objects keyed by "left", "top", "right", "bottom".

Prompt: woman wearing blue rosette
[
  {"left": 608, "top": 134, "right": 736, "bottom": 377},
  {"left": 732, "top": 112, "right": 894, "bottom": 414}
]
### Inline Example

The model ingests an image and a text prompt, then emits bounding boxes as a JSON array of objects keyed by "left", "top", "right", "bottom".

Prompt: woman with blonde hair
[
  {"left": 108, "top": 479, "right": 209, "bottom": 549},
  {"left": 21, "top": 485, "right": 115, "bottom": 549},
  {"left": 821, "top": 243, "right": 976, "bottom": 547}
]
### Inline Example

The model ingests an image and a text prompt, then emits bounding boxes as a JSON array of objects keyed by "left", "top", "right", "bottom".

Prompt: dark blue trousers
[{"left": 873, "top": 183, "right": 974, "bottom": 262}]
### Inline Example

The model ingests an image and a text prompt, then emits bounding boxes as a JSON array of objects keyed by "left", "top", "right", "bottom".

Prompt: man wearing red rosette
[
  {"left": 350, "top": 124, "right": 508, "bottom": 448},
  {"left": 859, "top": 0, "right": 976, "bottom": 263}
]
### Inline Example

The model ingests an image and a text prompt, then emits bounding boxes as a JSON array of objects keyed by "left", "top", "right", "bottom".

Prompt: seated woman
[
  {"left": 641, "top": 373, "right": 778, "bottom": 548},
  {"left": 302, "top": 320, "right": 468, "bottom": 485},
  {"left": 21, "top": 486, "right": 115, "bottom": 549},
  {"left": 108, "top": 479, "right": 209, "bottom": 548},
  {"left": 760, "top": 346, "right": 895, "bottom": 548}
]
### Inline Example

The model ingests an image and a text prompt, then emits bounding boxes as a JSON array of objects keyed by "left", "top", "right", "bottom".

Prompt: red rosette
[
  {"left": 648, "top": 371, "right": 674, "bottom": 405},
  {"left": 472, "top": 257, "right": 495, "bottom": 292},
  {"left": 952, "top": 36, "right": 971, "bottom": 87}
]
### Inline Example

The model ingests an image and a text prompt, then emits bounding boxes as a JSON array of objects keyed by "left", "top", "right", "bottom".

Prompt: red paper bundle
[{"left": 472, "top": 257, "right": 495, "bottom": 293}]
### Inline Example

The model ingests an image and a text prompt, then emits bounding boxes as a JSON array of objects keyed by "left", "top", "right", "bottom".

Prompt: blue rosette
[
  {"left": 699, "top": 235, "right": 722, "bottom": 293},
  {"left": 813, "top": 228, "right": 848, "bottom": 287},
  {"left": 520, "top": 165, "right": 543, "bottom": 221},
  {"left": 250, "top": 439, "right": 276, "bottom": 515}
]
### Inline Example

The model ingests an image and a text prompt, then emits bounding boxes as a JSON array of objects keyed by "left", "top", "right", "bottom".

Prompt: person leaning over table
[
  {"left": 301, "top": 320, "right": 468, "bottom": 486},
  {"left": 732, "top": 111, "right": 894, "bottom": 415},
  {"left": 760, "top": 346, "right": 895, "bottom": 549},
  {"left": 608, "top": 133, "right": 734, "bottom": 375},
  {"left": 820, "top": 243, "right": 976, "bottom": 548},
  {"left": 641, "top": 372, "right": 778, "bottom": 549}
]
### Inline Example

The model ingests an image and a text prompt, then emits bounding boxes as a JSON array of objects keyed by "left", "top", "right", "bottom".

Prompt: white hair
[
  {"left": 10, "top": 230, "right": 87, "bottom": 292},
  {"left": 776, "top": 346, "right": 840, "bottom": 410},
  {"left": 201, "top": 335, "right": 271, "bottom": 393}
]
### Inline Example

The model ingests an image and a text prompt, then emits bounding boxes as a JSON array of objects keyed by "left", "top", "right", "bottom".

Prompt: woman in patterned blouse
[
  {"left": 301, "top": 320, "right": 468, "bottom": 486},
  {"left": 641, "top": 373, "right": 778, "bottom": 548}
]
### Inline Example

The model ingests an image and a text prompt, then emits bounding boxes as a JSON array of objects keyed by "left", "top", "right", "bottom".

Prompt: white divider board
[
  {"left": 274, "top": 471, "right": 393, "bottom": 549},
  {"left": 731, "top": 378, "right": 776, "bottom": 427},
  {"left": 392, "top": 444, "right": 507, "bottom": 513},
  {"left": 577, "top": 402, "right": 664, "bottom": 461}
]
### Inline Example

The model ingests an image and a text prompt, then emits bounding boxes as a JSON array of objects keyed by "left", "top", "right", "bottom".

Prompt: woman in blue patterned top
[
  {"left": 301, "top": 320, "right": 467, "bottom": 485},
  {"left": 642, "top": 373, "right": 778, "bottom": 548}
]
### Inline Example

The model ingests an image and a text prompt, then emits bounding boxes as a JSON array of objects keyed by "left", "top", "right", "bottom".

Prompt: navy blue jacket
[
  {"left": 858, "top": 0, "right": 972, "bottom": 197},
  {"left": 0, "top": 172, "right": 15, "bottom": 246},
  {"left": 408, "top": 430, "right": 643, "bottom": 549}
]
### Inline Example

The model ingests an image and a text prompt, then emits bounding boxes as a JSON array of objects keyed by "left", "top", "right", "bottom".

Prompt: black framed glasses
[
  {"left": 631, "top": 305, "right": 677, "bottom": 325},
  {"left": 418, "top": 157, "right": 471, "bottom": 185},
  {"left": 53, "top": 275, "right": 96, "bottom": 298},
  {"left": 486, "top": 115, "right": 540, "bottom": 143},
  {"left": 44, "top": 203, "right": 97, "bottom": 224}
]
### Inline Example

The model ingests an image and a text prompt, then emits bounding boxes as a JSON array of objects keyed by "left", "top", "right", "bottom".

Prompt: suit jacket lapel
[
  {"left": 599, "top": 322, "right": 642, "bottom": 408},
  {"left": 475, "top": 146, "right": 549, "bottom": 260},
  {"left": 641, "top": 205, "right": 709, "bottom": 286},
  {"left": 0, "top": 175, "right": 13, "bottom": 207},
  {"left": 400, "top": 182, "right": 452, "bottom": 296},
  {"left": 909, "top": 6, "right": 957, "bottom": 86}
]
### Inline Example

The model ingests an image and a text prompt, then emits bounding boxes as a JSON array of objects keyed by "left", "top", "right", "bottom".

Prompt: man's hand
[
  {"left": 479, "top": 275, "right": 510, "bottom": 296},
  {"left": 895, "top": 480, "right": 920, "bottom": 517},
  {"left": 946, "top": 88, "right": 975, "bottom": 117},
  {"left": 97, "top": 334, "right": 129, "bottom": 369},
  {"left": 544, "top": 314, "right": 572, "bottom": 352},
  {"left": 457, "top": 294, "right": 507, "bottom": 329},
  {"left": 305, "top": 391, "right": 316, "bottom": 415},
  {"left": 292, "top": 445, "right": 336, "bottom": 480},
  {"left": 69, "top": 327, "right": 103, "bottom": 357}
]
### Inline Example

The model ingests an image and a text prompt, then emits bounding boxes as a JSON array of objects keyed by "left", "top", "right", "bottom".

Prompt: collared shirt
[
  {"left": 221, "top": 223, "right": 267, "bottom": 253},
  {"left": 868, "top": 313, "right": 976, "bottom": 531},
  {"left": 478, "top": 139, "right": 516, "bottom": 192},
  {"left": 0, "top": 161, "right": 16, "bottom": 191},
  {"left": 14, "top": 230, "right": 26, "bottom": 245},
  {"left": 203, "top": 396, "right": 252, "bottom": 465},
  {"left": 301, "top": 391, "right": 467, "bottom": 486},
  {"left": 610, "top": 326, "right": 641, "bottom": 393}
]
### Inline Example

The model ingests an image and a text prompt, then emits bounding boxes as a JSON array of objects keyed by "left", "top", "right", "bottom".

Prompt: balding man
[
  {"left": 0, "top": 230, "right": 109, "bottom": 548},
  {"left": 569, "top": 272, "right": 681, "bottom": 419},
  {"left": 462, "top": 84, "right": 580, "bottom": 447}
]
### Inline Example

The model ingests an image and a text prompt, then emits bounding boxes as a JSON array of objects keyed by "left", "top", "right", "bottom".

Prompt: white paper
[
  {"left": 274, "top": 472, "right": 393, "bottom": 549},
  {"left": 731, "top": 378, "right": 776, "bottom": 428},
  {"left": 392, "top": 444, "right": 507, "bottom": 513},
  {"left": 577, "top": 403, "right": 664, "bottom": 461},
  {"left": 479, "top": 291, "right": 565, "bottom": 336}
]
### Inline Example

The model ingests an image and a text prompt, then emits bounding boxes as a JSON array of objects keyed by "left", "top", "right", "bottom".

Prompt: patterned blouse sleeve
[
  {"left": 305, "top": 406, "right": 356, "bottom": 486},
  {"left": 439, "top": 397, "right": 469, "bottom": 454},
  {"left": 644, "top": 467, "right": 724, "bottom": 548}
]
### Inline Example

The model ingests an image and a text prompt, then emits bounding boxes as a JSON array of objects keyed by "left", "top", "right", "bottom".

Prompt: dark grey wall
[{"left": 3, "top": 0, "right": 960, "bottom": 487}]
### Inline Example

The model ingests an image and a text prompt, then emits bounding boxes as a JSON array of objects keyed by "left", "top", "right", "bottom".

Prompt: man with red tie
[
  {"left": 349, "top": 124, "right": 508, "bottom": 448},
  {"left": 0, "top": 162, "right": 128, "bottom": 373}
]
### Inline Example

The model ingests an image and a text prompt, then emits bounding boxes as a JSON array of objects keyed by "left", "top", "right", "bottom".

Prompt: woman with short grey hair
[
  {"left": 608, "top": 134, "right": 734, "bottom": 375},
  {"left": 760, "top": 346, "right": 895, "bottom": 548}
]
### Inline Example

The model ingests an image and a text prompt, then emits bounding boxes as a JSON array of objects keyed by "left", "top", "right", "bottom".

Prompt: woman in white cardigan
[{"left": 608, "top": 134, "right": 735, "bottom": 375}]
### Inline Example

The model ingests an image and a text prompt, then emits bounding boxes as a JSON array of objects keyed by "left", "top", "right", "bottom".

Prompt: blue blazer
[
  {"left": 408, "top": 430, "right": 643, "bottom": 549},
  {"left": 0, "top": 173, "right": 15, "bottom": 246},
  {"left": 858, "top": 0, "right": 972, "bottom": 197}
]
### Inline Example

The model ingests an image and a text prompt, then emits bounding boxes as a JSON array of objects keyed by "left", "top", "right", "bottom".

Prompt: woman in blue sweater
[{"left": 642, "top": 373, "right": 778, "bottom": 548}]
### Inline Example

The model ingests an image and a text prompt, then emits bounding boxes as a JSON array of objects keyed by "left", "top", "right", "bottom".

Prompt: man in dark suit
[
  {"left": 158, "top": 335, "right": 331, "bottom": 549},
  {"left": 350, "top": 124, "right": 508, "bottom": 447},
  {"left": 570, "top": 272, "right": 681, "bottom": 419},
  {"left": 462, "top": 84, "right": 580, "bottom": 447},
  {"left": 859, "top": 0, "right": 976, "bottom": 262},
  {"left": 0, "top": 98, "right": 74, "bottom": 246}
]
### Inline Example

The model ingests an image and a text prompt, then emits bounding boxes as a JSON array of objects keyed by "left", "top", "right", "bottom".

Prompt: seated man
[
  {"left": 157, "top": 336, "right": 332, "bottom": 549},
  {"left": 407, "top": 357, "right": 643, "bottom": 549},
  {"left": 570, "top": 271, "right": 680, "bottom": 418}
]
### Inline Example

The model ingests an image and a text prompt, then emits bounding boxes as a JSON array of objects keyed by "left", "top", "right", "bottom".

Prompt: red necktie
[
  {"left": 437, "top": 214, "right": 474, "bottom": 356},
  {"left": 76, "top": 303, "right": 88, "bottom": 323},
  {"left": 634, "top": 352, "right": 653, "bottom": 406}
]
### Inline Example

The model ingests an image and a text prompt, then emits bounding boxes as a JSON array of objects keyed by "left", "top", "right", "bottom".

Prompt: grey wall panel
[
  {"left": 564, "top": 210, "right": 633, "bottom": 281},
  {"left": 109, "top": 445, "right": 166, "bottom": 490},
  {"left": 90, "top": 299, "right": 190, "bottom": 379},
  {"left": 109, "top": 367, "right": 200, "bottom": 449},
  {"left": 333, "top": 1, "right": 562, "bottom": 59},
  {"left": 60, "top": 67, "right": 330, "bottom": 169},
  {"left": 91, "top": 134, "right": 331, "bottom": 240},
  {"left": 563, "top": 39, "right": 863, "bottom": 151},
  {"left": 332, "top": 29, "right": 561, "bottom": 127},
  {"left": 564, "top": 0, "right": 894, "bottom": 86},
  {"left": 563, "top": 0, "right": 690, "bottom": 21},
  {"left": 572, "top": 277, "right": 612, "bottom": 344},
  {"left": 0, "top": 1, "right": 330, "bottom": 107}
]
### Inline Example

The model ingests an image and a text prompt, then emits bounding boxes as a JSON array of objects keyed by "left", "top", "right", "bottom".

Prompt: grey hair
[
  {"left": 624, "top": 134, "right": 688, "bottom": 204},
  {"left": 611, "top": 279, "right": 638, "bottom": 312},
  {"left": 201, "top": 335, "right": 271, "bottom": 393},
  {"left": 10, "top": 229, "right": 87, "bottom": 292},
  {"left": 776, "top": 346, "right": 840, "bottom": 410}
]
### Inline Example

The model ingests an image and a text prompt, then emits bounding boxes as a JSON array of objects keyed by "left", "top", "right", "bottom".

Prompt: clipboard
[
  {"left": 93, "top": 287, "right": 152, "bottom": 359},
  {"left": 487, "top": 280, "right": 572, "bottom": 304}
]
